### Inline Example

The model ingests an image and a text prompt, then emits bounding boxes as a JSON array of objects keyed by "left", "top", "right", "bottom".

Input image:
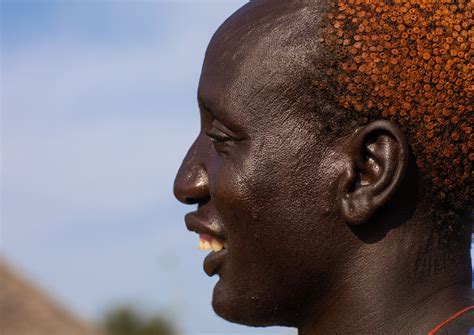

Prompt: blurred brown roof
[{"left": 0, "top": 260, "right": 104, "bottom": 335}]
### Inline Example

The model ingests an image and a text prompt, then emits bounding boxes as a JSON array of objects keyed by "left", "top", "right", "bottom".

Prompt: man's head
[{"left": 174, "top": 0, "right": 472, "bottom": 329}]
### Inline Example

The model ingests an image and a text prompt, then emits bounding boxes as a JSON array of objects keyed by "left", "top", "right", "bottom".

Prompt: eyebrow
[
  {"left": 198, "top": 96, "right": 226, "bottom": 127},
  {"left": 198, "top": 95, "right": 226, "bottom": 126},
  {"left": 197, "top": 95, "right": 244, "bottom": 138},
  {"left": 197, "top": 96, "right": 214, "bottom": 116}
]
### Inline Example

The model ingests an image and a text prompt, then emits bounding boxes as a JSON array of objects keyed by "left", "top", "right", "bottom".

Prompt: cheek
[
  {"left": 210, "top": 156, "right": 258, "bottom": 232},
  {"left": 207, "top": 140, "right": 262, "bottom": 220},
  {"left": 209, "top": 138, "right": 329, "bottom": 257},
  {"left": 207, "top": 134, "right": 346, "bottom": 324}
]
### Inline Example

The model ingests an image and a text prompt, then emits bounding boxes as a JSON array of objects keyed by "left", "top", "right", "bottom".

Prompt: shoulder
[{"left": 429, "top": 306, "right": 474, "bottom": 335}]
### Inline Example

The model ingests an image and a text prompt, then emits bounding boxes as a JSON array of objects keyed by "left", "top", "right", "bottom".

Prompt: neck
[{"left": 298, "top": 230, "right": 473, "bottom": 335}]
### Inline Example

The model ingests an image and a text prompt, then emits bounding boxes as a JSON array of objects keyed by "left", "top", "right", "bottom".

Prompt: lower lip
[{"left": 203, "top": 249, "right": 228, "bottom": 277}]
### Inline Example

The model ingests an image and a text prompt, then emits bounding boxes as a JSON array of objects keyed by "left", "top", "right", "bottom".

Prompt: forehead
[{"left": 198, "top": 0, "right": 327, "bottom": 127}]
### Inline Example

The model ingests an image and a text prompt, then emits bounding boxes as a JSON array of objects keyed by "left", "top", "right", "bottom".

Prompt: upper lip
[{"left": 184, "top": 211, "right": 226, "bottom": 242}]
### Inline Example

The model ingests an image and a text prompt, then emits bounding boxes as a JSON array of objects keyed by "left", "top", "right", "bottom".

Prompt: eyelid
[
  {"left": 198, "top": 99, "right": 242, "bottom": 138},
  {"left": 205, "top": 126, "right": 230, "bottom": 141},
  {"left": 209, "top": 120, "right": 239, "bottom": 140}
]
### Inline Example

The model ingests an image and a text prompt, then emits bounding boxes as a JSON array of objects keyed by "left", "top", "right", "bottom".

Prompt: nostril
[
  {"left": 173, "top": 174, "right": 210, "bottom": 205},
  {"left": 184, "top": 197, "right": 199, "bottom": 205},
  {"left": 174, "top": 185, "right": 194, "bottom": 205},
  {"left": 173, "top": 149, "right": 209, "bottom": 204},
  {"left": 173, "top": 169, "right": 209, "bottom": 204},
  {"left": 173, "top": 181, "right": 191, "bottom": 204}
]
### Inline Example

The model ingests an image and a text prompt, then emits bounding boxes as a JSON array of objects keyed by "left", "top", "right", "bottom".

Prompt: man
[{"left": 174, "top": 1, "right": 473, "bottom": 334}]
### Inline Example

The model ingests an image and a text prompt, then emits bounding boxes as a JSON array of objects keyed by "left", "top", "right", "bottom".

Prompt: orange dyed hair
[{"left": 316, "top": 0, "right": 473, "bottom": 213}]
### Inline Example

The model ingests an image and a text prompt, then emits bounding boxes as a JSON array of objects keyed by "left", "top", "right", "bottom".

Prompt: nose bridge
[{"left": 173, "top": 135, "right": 209, "bottom": 204}]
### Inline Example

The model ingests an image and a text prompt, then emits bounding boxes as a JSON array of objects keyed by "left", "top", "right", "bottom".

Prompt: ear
[{"left": 338, "top": 120, "right": 409, "bottom": 226}]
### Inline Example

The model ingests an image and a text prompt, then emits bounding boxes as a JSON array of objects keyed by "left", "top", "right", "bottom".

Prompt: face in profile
[
  {"left": 175, "top": 0, "right": 474, "bottom": 333},
  {"left": 174, "top": 1, "right": 350, "bottom": 327}
]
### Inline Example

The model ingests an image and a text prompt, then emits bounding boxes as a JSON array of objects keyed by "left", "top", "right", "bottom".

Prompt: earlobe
[{"left": 338, "top": 120, "right": 409, "bottom": 226}]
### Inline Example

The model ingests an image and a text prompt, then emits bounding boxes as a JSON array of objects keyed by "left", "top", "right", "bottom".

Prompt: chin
[{"left": 210, "top": 276, "right": 296, "bottom": 327}]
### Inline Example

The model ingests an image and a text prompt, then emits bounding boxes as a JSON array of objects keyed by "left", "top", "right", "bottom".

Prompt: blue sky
[
  {"left": 1, "top": 1, "right": 294, "bottom": 334},
  {"left": 1, "top": 1, "right": 472, "bottom": 335}
]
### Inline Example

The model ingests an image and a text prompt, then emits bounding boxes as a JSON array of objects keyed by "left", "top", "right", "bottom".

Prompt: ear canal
[
  {"left": 340, "top": 172, "right": 376, "bottom": 226},
  {"left": 339, "top": 120, "right": 409, "bottom": 226}
]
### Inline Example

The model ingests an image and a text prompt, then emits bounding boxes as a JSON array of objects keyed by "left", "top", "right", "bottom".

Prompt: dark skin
[{"left": 174, "top": 1, "right": 473, "bottom": 334}]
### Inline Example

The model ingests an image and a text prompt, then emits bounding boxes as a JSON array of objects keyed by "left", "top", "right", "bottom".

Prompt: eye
[
  {"left": 205, "top": 127, "right": 231, "bottom": 143},
  {"left": 205, "top": 120, "right": 235, "bottom": 151}
]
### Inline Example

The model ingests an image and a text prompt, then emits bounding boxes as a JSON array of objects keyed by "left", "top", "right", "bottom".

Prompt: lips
[
  {"left": 185, "top": 212, "right": 228, "bottom": 277},
  {"left": 203, "top": 248, "right": 228, "bottom": 276}
]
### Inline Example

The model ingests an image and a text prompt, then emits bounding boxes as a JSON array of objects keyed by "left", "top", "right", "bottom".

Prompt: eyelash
[{"left": 205, "top": 128, "right": 232, "bottom": 144}]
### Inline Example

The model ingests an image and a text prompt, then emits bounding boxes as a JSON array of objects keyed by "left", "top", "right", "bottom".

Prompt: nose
[{"left": 173, "top": 137, "right": 210, "bottom": 205}]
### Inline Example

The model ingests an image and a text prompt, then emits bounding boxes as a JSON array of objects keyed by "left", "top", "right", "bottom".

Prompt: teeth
[
  {"left": 198, "top": 236, "right": 226, "bottom": 252},
  {"left": 199, "top": 238, "right": 211, "bottom": 250},
  {"left": 203, "top": 240, "right": 212, "bottom": 251},
  {"left": 211, "top": 239, "right": 223, "bottom": 252}
]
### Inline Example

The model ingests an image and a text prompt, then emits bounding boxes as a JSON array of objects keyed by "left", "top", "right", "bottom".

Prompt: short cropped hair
[{"left": 311, "top": 0, "right": 472, "bottom": 232}]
